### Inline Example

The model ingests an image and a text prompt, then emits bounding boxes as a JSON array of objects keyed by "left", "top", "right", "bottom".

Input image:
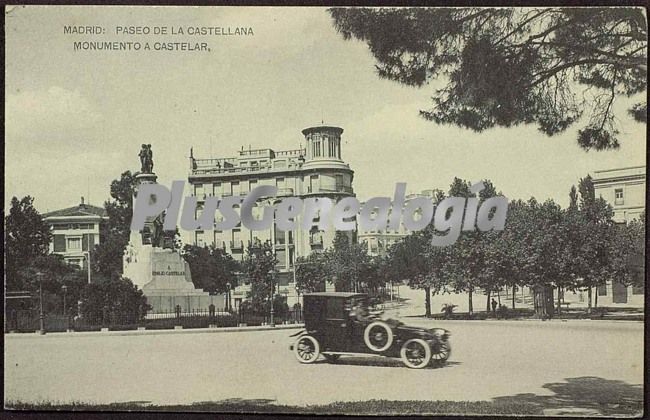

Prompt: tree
[
  {"left": 609, "top": 215, "right": 645, "bottom": 290},
  {"left": 79, "top": 274, "right": 150, "bottom": 322},
  {"left": 242, "top": 242, "right": 279, "bottom": 312},
  {"left": 572, "top": 175, "right": 616, "bottom": 312},
  {"left": 92, "top": 171, "right": 137, "bottom": 277},
  {"left": 14, "top": 253, "right": 88, "bottom": 315},
  {"left": 387, "top": 189, "right": 450, "bottom": 317},
  {"left": 389, "top": 230, "right": 435, "bottom": 317},
  {"left": 5, "top": 196, "right": 52, "bottom": 290},
  {"left": 329, "top": 7, "right": 647, "bottom": 150},
  {"left": 327, "top": 231, "right": 373, "bottom": 293},
  {"left": 182, "top": 244, "right": 240, "bottom": 294},
  {"left": 445, "top": 177, "right": 500, "bottom": 315},
  {"left": 294, "top": 251, "right": 329, "bottom": 294}
]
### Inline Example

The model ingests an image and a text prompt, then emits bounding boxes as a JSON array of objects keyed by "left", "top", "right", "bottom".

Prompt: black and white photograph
[{"left": 3, "top": 5, "right": 647, "bottom": 416}]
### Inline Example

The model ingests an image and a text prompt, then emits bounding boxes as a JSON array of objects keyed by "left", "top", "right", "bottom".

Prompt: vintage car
[{"left": 289, "top": 292, "right": 451, "bottom": 369}]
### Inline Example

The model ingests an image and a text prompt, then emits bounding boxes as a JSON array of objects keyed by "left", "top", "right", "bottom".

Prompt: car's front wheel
[
  {"left": 431, "top": 340, "right": 451, "bottom": 365},
  {"left": 294, "top": 335, "right": 320, "bottom": 364},
  {"left": 400, "top": 338, "right": 432, "bottom": 369}
]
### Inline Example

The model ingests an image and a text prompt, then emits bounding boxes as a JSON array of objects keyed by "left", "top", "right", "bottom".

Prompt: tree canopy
[
  {"left": 182, "top": 244, "right": 240, "bottom": 294},
  {"left": 5, "top": 196, "right": 52, "bottom": 290},
  {"left": 329, "top": 7, "right": 647, "bottom": 150}
]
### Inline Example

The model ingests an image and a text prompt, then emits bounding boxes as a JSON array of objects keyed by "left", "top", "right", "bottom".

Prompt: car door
[{"left": 322, "top": 297, "right": 350, "bottom": 351}]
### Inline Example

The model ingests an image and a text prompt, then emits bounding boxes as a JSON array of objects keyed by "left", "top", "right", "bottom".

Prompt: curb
[
  {"left": 405, "top": 317, "right": 644, "bottom": 325},
  {"left": 4, "top": 323, "right": 304, "bottom": 339}
]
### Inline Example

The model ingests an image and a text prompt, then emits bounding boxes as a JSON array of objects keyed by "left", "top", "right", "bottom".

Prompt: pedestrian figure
[{"left": 491, "top": 298, "right": 498, "bottom": 314}]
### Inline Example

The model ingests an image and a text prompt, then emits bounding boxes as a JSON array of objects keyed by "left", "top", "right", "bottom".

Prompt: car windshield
[{"left": 349, "top": 297, "right": 369, "bottom": 315}]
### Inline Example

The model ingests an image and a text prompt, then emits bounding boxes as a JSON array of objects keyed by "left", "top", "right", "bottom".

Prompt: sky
[{"left": 5, "top": 6, "right": 647, "bottom": 216}]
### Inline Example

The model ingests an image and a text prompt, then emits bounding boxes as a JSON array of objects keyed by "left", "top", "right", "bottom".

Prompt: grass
[
  {"left": 4, "top": 399, "right": 543, "bottom": 415},
  {"left": 5, "top": 397, "right": 643, "bottom": 416}
]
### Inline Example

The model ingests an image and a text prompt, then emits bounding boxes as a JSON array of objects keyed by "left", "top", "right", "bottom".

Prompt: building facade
[
  {"left": 43, "top": 197, "right": 108, "bottom": 268},
  {"left": 592, "top": 165, "right": 646, "bottom": 223},
  {"left": 358, "top": 190, "right": 439, "bottom": 257},
  {"left": 187, "top": 125, "right": 355, "bottom": 307},
  {"left": 591, "top": 165, "right": 646, "bottom": 307}
]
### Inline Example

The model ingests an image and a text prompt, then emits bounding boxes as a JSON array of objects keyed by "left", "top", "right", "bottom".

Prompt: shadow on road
[
  {"left": 317, "top": 356, "right": 461, "bottom": 370},
  {"left": 491, "top": 376, "right": 643, "bottom": 416}
]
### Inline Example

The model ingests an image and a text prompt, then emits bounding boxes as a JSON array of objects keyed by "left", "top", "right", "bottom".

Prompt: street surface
[{"left": 4, "top": 318, "right": 643, "bottom": 410}]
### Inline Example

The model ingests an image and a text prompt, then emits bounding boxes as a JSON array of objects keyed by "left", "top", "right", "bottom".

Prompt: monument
[{"left": 123, "top": 145, "right": 223, "bottom": 313}]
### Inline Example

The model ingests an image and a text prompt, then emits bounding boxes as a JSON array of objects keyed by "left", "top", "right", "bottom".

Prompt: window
[
  {"left": 213, "top": 182, "right": 222, "bottom": 196},
  {"left": 82, "top": 234, "right": 95, "bottom": 251},
  {"left": 194, "top": 184, "right": 204, "bottom": 197},
  {"left": 335, "top": 174, "right": 344, "bottom": 191},
  {"left": 614, "top": 188, "right": 624, "bottom": 205},
  {"left": 249, "top": 179, "right": 257, "bottom": 191},
  {"left": 597, "top": 284, "right": 607, "bottom": 296},
  {"left": 325, "top": 298, "right": 345, "bottom": 320},
  {"left": 67, "top": 237, "right": 81, "bottom": 250},
  {"left": 196, "top": 231, "right": 205, "bottom": 247},
  {"left": 309, "top": 175, "right": 318, "bottom": 193},
  {"left": 53, "top": 235, "right": 66, "bottom": 252},
  {"left": 232, "top": 229, "right": 243, "bottom": 250},
  {"left": 232, "top": 182, "right": 240, "bottom": 196},
  {"left": 214, "top": 230, "right": 225, "bottom": 248},
  {"left": 223, "top": 182, "right": 232, "bottom": 196},
  {"left": 276, "top": 177, "right": 285, "bottom": 190},
  {"left": 313, "top": 135, "right": 321, "bottom": 158},
  {"left": 274, "top": 223, "right": 285, "bottom": 245}
]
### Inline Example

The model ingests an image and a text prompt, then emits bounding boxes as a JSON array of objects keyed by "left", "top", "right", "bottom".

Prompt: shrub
[
  {"left": 441, "top": 303, "right": 457, "bottom": 319},
  {"left": 497, "top": 304, "right": 509, "bottom": 319}
]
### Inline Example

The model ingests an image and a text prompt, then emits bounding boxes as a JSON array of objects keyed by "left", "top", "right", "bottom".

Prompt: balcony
[
  {"left": 276, "top": 187, "right": 294, "bottom": 197},
  {"left": 230, "top": 240, "right": 244, "bottom": 252},
  {"left": 239, "top": 148, "right": 275, "bottom": 158},
  {"left": 275, "top": 149, "right": 305, "bottom": 158},
  {"left": 306, "top": 185, "right": 353, "bottom": 194}
]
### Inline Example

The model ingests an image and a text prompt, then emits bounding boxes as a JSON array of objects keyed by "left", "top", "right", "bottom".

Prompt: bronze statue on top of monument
[{"left": 138, "top": 144, "right": 154, "bottom": 174}]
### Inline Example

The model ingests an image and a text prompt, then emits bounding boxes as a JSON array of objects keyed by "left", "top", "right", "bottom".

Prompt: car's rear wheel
[
  {"left": 364, "top": 321, "right": 394, "bottom": 352},
  {"left": 294, "top": 335, "right": 320, "bottom": 364},
  {"left": 323, "top": 354, "right": 340, "bottom": 363},
  {"left": 400, "top": 338, "right": 432, "bottom": 369},
  {"left": 431, "top": 340, "right": 451, "bottom": 365}
]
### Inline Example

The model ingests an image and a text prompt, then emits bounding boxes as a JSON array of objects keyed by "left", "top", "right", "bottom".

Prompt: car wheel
[
  {"left": 364, "top": 321, "right": 394, "bottom": 352},
  {"left": 323, "top": 354, "right": 340, "bottom": 363},
  {"left": 294, "top": 335, "right": 320, "bottom": 364},
  {"left": 431, "top": 340, "right": 451, "bottom": 365},
  {"left": 400, "top": 338, "right": 432, "bottom": 369}
]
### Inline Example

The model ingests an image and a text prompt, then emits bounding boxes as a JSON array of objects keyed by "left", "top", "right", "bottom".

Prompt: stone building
[
  {"left": 43, "top": 197, "right": 108, "bottom": 268},
  {"left": 358, "top": 190, "right": 440, "bottom": 257},
  {"left": 187, "top": 125, "right": 355, "bottom": 307},
  {"left": 593, "top": 165, "right": 646, "bottom": 224},
  {"left": 590, "top": 165, "right": 645, "bottom": 306}
]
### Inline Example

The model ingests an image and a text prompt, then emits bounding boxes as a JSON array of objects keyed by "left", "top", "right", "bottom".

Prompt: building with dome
[{"left": 187, "top": 125, "right": 355, "bottom": 307}]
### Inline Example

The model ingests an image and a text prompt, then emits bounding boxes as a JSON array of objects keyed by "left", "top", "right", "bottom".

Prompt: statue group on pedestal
[{"left": 139, "top": 144, "right": 154, "bottom": 174}]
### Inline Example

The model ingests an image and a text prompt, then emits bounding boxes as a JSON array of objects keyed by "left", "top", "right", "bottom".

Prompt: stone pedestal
[{"left": 122, "top": 171, "right": 222, "bottom": 313}]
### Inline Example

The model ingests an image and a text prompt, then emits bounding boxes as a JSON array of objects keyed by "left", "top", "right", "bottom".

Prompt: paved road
[{"left": 4, "top": 319, "right": 643, "bottom": 409}]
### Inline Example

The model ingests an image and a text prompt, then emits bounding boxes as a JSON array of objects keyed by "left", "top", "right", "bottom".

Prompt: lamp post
[
  {"left": 62, "top": 285, "right": 68, "bottom": 315},
  {"left": 226, "top": 282, "right": 231, "bottom": 312},
  {"left": 62, "top": 284, "right": 69, "bottom": 331},
  {"left": 36, "top": 272, "right": 45, "bottom": 335},
  {"left": 270, "top": 269, "right": 275, "bottom": 327},
  {"left": 83, "top": 251, "right": 91, "bottom": 284}
]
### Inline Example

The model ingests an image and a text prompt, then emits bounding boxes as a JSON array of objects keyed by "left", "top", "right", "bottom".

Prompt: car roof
[{"left": 303, "top": 292, "right": 367, "bottom": 298}]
